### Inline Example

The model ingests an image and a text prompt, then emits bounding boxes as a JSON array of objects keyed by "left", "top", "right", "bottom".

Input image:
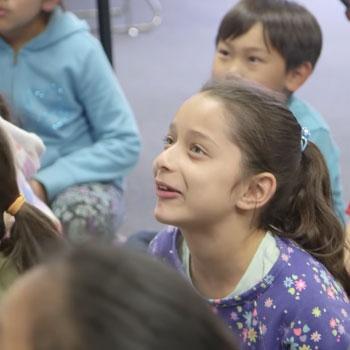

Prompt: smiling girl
[{"left": 150, "top": 79, "right": 350, "bottom": 349}]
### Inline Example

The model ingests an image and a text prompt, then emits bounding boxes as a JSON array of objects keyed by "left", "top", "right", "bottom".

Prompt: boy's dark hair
[
  {"left": 31, "top": 245, "right": 238, "bottom": 350},
  {"left": 215, "top": 0, "right": 322, "bottom": 70},
  {"left": 0, "top": 126, "right": 61, "bottom": 272},
  {"left": 201, "top": 79, "right": 350, "bottom": 296}
]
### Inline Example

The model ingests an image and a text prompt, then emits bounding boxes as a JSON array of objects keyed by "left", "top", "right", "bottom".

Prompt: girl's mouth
[{"left": 155, "top": 181, "right": 182, "bottom": 199}]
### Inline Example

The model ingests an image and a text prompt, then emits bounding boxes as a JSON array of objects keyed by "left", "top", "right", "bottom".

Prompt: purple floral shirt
[{"left": 149, "top": 227, "right": 350, "bottom": 349}]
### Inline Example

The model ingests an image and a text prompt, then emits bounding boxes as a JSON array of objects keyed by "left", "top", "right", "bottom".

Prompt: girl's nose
[{"left": 153, "top": 146, "right": 176, "bottom": 176}]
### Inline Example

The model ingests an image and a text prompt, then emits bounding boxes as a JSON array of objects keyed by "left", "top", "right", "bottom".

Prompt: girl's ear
[
  {"left": 41, "top": 0, "right": 60, "bottom": 13},
  {"left": 236, "top": 172, "right": 276, "bottom": 211}
]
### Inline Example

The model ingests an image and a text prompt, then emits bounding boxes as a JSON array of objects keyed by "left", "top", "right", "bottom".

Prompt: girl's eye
[
  {"left": 190, "top": 144, "right": 206, "bottom": 156},
  {"left": 163, "top": 135, "right": 174, "bottom": 148}
]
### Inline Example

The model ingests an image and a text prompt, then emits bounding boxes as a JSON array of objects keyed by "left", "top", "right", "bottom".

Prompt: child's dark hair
[
  {"left": 31, "top": 245, "right": 238, "bottom": 350},
  {"left": 0, "top": 95, "right": 11, "bottom": 121},
  {"left": 0, "top": 126, "right": 61, "bottom": 272},
  {"left": 216, "top": 0, "right": 322, "bottom": 70},
  {"left": 201, "top": 79, "right": 350, "bottom": 295}
]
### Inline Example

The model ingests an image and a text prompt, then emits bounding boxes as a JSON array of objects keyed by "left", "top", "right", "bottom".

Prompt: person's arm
[
  {"left": 34, "top": 39, "right": 141, "bottom": 201},
  {"left": 0, "top": 118, "right": 45, "bottom": 178},
  {"left": 310, "top": 128, "right": 346, "bottom": 224}
]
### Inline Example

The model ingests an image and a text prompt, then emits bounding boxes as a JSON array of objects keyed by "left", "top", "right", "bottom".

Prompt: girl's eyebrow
[
  {"left": 187, "top": 130, "right": 219, "bottom": 148},
  {"left": 169, "top": 123, "right": 176, "bottom": 133},
  {"left": 169, "top": 123, "right": 219, "bottom": 148}
]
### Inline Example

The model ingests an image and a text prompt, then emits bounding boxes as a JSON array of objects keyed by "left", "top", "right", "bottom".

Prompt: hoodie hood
[{"left": 24, "top": 6, "right": 89, "bottom": 51}]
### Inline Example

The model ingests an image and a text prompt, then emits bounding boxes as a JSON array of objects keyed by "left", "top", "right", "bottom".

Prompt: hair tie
[
  {"left": 6, "top": 194, "right": 25, "bottom": 216},
  {"left": 300, "top": 127, "right": 311, "bottom": 152}
]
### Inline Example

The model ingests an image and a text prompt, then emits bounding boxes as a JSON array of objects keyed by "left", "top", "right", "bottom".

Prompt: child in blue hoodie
[{"left": 0, "top": 0, "right": 141, "bottom": 242}]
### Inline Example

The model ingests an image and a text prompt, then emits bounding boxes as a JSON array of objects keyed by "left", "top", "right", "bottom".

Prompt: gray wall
[{"left": 69, "top": 1, "right": 350, "bottom": 235}]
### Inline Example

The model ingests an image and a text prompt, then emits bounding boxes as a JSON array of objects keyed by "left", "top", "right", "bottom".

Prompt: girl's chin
[
  {"left": 154, "top": 208, "right": 179, "bottom": 226},
  {"left": 154, "top": 212, "right": 172, "bottom": 225}
]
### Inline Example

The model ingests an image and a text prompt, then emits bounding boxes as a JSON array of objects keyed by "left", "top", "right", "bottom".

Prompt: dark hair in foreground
[
  {"left": 0, "top": 95, "right": 11, "bottom": 121},
  {"left": 0, "top": 126, "right": 61, "bottom": 272},
  {"left": 31, "top": 245, "right": 238, "bottom": 350},
  {"left": 216, "top": 0, "right": 322, "bottom": 70},
  {"left": 201, "top": 79, "right": 350, "bottom": 295}
]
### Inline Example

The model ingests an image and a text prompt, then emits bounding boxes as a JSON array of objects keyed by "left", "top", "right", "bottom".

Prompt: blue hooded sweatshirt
[{"left": 0, "top": 7, "right": 141, "bottom": 201}]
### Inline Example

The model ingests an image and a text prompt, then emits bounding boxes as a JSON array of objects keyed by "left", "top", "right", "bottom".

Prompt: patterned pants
[{"left": 51, "top": 182, "right": 124, "bottom": 243}]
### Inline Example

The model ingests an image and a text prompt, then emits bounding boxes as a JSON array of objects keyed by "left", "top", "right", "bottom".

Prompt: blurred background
[{"left": 67, "top": 0, "right": 350, "bottom": 236}]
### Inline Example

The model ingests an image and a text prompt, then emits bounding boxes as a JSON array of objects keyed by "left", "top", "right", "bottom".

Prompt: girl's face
[
  {"left": 153, "top": 93, "right": 245, "bottom": 230},
  {"left": 0, "top": 0, "right": 57, "bottom": 45}
]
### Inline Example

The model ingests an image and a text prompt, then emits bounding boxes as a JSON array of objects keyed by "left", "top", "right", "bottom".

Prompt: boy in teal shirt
[{"left": 212, "top": 0, "right": 345, "bottom": 223}]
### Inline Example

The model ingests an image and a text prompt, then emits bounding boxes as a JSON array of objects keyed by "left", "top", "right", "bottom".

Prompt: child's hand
[{"left": 29, "top": 180, "right": 48, "bottom": 204}]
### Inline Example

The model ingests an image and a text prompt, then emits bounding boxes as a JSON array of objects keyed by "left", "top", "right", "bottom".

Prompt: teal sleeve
[{"left": 35, "top": 40, "right": 141, "bottom": 200}]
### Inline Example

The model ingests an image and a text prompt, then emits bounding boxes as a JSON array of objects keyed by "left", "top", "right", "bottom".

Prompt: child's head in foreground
[
  {"left": 0, "top": 244, "right": 238, "bottom": 350},
  {"left": 212, "top": 0, "right": 322, "bottom": 94},
  {"left": 153, "top": 78, "right": 349, "bottom": 293}
]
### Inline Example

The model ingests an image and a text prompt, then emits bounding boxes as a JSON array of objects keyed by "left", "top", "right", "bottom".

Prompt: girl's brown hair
[
  {"left": 0, "top": 126, "right": 61, "bottom": 272},
  {"left": 201, "top": 79, "right": 349, "bottom": 295}
]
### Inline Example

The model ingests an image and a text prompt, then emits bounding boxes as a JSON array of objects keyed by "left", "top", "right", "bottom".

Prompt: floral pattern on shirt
[{"left": 149, "top": 228, "right": 350, "bottom": 349}]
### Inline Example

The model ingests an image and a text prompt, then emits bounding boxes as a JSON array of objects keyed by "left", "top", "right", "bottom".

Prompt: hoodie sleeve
[
  {"left": 34, "top": 39, "right": 141, "bottom": 201},
  {"left": 0, "top": 117, "right": 45, "bottom": 178}
]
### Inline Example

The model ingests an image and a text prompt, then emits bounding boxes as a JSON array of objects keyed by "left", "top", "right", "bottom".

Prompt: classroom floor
[{"left": 69, "top": 0, "right": 350, "bottom": 236}]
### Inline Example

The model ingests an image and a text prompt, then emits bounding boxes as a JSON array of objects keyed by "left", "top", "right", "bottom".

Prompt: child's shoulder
[
  {"left": 273, "top": 239, "right": 350, "bottom": 346},
  {"left": 266, "top": 238, "right": 350, "bottom": 344},
  {"left": 148, "top": 227, "right": 183, "bottom": 269},
  {"left": 223, "top": 238, "right": 350, "bottom": 347},
  {"left": 287, "top": 95, "right": 330, "bottom": 133},
  {"left": 274, "top": 237, "right": 348, "bottom": 304},
  {"left": 149, "top": 226, "right": 178, "bottom": 254},
  {"left": 198, "top": 237, "right": 350, "bottom": 348}
]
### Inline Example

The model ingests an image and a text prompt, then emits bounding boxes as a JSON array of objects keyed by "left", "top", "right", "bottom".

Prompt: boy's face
[{"left": 212, "top": 23, "right": 290, "bottom": 93}]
